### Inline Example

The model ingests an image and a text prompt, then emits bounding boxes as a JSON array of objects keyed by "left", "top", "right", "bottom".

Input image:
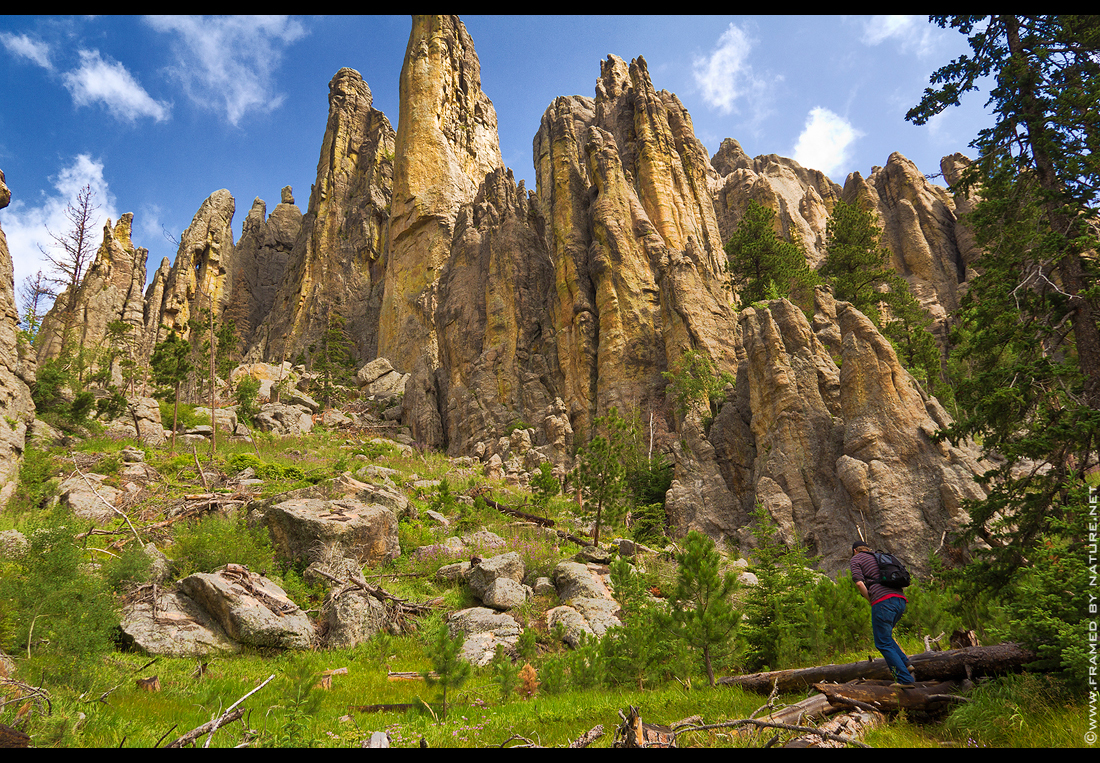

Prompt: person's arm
[{"left": 855, "top": 580, "right": 870, "bottom": 603}]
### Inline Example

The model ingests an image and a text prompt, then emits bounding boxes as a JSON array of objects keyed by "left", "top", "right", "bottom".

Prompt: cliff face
[
  {"left": 250, "top": 68, "right": 387, "bottom": 365},
  {"left": 534, "top": 55, "right": 738, "bottom": 443},
  {"left": 0, "top": 170, "right": 35, "bottom": 505},
  {"left": 36, "top": 213, "right": 148, "bottom": 382}
]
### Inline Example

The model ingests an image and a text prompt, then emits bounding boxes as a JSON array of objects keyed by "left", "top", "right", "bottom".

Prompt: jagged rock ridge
[{"left": 19, "top": 16, "right": 988, "bottom": 575}]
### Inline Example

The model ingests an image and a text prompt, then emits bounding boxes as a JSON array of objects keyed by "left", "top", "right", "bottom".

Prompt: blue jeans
[{"left": 871, "top": 596, "right": 914, "bottom": 684}]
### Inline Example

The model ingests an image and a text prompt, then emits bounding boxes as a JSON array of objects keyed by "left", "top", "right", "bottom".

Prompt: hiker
[{"left": 850, "top": 542, "right": 915, "bottom": 687}]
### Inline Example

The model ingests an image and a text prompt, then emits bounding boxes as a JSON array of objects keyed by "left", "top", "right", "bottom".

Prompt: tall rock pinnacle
[
  {"left": 250, "top": 67, "right": 384, "bottom": 364},
  {"left": 378, "top": 15, "right": 506, "bottom": 447}
]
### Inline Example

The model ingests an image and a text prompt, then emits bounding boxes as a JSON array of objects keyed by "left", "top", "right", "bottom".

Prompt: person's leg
[{"left": 871, "top": 597, "right": 914, "bottom": 684}]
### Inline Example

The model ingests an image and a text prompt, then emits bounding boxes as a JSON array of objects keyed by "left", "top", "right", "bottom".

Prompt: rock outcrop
[
  {"left": 0, "top": 169, "right": 35, "bottom": 505},
  {"left": 666, "top": 289, "right": 985, "bottom": 574},
  {"left": 711, "top": 137, "right": 841, "bottom": 267},
  {"left": 841, "top": 153, "right": 965, "bottom": 343},
  {"left": 251, "top": 68, "right": 391, "bottom": 364},
  {"left": 36, "top": 214, "right": 148, "bottom": 386}
]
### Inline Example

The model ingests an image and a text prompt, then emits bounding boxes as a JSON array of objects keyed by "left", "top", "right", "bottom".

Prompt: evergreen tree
[
  {"left": 741, "top": 502, "right": 824, "bottom": 671},
  {"left": 313, "top": 312, "right": 356, "bottom": 408},
  {"left": 725, "top": 200, "right": 815, "bottom": 309},
  {"left": 907, "top": 15, "right": 1099, "bottom": 684},
  {"left": 821, "top": 200, "right": 942, "bottom": 392},
  {"left": 660, "top": 531, "right": 741, "bottom": 686},
  {"left": 422, "top": 623, "right": 471, "bottom": 720},
  {"left": 574, "top": 407, "right": 630, "bottom": 546},
  {"left": 151, "top": 330, "right": 192, "bottom": 454}
]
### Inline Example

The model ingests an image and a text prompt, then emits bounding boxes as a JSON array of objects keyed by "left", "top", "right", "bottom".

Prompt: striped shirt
[{"left": 850, "top": 551, "right": 907, "bottom": 606}]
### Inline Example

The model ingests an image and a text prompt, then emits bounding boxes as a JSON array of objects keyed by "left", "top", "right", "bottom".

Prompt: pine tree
[
  {"left": 907, "top": 15, "right": 1099, "bottom": 683},
  {"left": 151, "top": 330, "right": 192, "bottom": 454},
  {"left": 821, "top": 200, "right": 942, "bottom": 392},
  {"left": 660, "top": 531, "right": 741, "bottom": 686},
  {"left": 725, "top": 200, "right": 815, "bottom": 309},
  {"left": 574, "top": 407, "right": 630, "bottom": 546},
  {"left": 422, "top": 623, "right": 471, "bottom": 720}
]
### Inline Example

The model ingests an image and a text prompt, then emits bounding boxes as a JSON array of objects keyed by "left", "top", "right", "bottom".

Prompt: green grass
[{"left": 1, "top": 423, "right": 1090, "bottom": 748}]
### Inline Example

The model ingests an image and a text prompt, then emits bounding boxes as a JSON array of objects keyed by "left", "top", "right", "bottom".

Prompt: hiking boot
[{"left": 890, "top": 682, "right": 917, "bottom": 689}]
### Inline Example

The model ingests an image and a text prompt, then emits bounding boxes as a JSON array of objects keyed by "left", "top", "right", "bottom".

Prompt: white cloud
[
  {"left": 861, "top": 15, "right": 939, "bottom": 57},
  {"left": 791, "top": 107, "right": 864, "bottom": 178},
  {"left": 0, "top": 32, "right": 53, "bottom": 70},
  {"left": 692, "top": 22, "right": 776, "bottom": 119},
  {"left": 63, "top": 49, "right": 171, "bottom": 123},
  {"left": 0, "top": 155, "right": 120, "bottom": 299},
  {"left": 145, "top": 15, "right": 307, "bottom": 126}
]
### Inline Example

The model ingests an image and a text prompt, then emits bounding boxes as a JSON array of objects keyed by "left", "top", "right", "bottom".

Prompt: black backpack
[{"left": 873, "top": 551, "right": 912, "bottom": 589}]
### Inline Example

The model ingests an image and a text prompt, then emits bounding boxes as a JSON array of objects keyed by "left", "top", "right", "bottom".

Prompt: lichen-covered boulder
[
  {"left": 263, "top": 497, "right": 399, "bottom": 566},
  {"left": 179, "top": 565, "right": 314, "bottom": 650}
]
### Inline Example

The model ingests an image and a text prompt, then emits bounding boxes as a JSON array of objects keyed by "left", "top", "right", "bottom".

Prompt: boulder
[
  {"left": 553, "top": 561, "right": 613, "bottom": 602},
  {"left": 446, "top": 607, "right": 523, "bottom": 666},
  {"left": 179, "top": 565, "right": 314, "bottom": 649},
  {"left": 252, "top": 403, "right": 314, "bottom": 436},
  {"left": 322, "top": 589, "right": 389, "bottom": 648},
  {"left": 263, "top": 497, "right": 399, "bottom": 566},
  {"left": 119, "top": 588, "right": 240, "bottom": 656},
  {"left": 56, "top": 473, "right": 120, "bottom": 524},
  {"left": 468, "top": 552, "right": 528, "bottom": 610}
]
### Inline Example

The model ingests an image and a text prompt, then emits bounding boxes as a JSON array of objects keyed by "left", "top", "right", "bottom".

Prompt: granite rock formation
[
  {"left": 152, "top": 189, "right": 237, "bottom": 347},
  {"left": 36, "top": 214, "right": 148, "bottom": 386},
  {"left": 228, "top": 188, "right": 300, "bottom": 353},
  {"left": 665, "top": 289, "right": 985, "bottom": 575},
  {"left": 252, "top": 68, "right": 390, "bottom": 364},
  {"left": 533, "top": 54, "right": 738, "bottom": 443},
  {"left": 0, "top": 169, "right": 36, "bottom": 505}
]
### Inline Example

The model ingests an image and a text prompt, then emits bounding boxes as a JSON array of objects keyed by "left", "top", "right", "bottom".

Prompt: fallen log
[
  {"left": 814, "top": 679, "right": 968, "bottom": 714},
  {"left": 718, "top": 643, "right": 1036, "bottom": 694}
]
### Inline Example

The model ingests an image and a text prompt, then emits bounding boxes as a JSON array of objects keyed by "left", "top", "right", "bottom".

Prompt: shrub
[
  {"left": 168, "top": 511, "right": 276, "bottom": 578},
  {"left": 0, "top": 509, "right": 119, "bottom": 657},
  {"left": 235, "top": 375, "right": 261, "bottom": 425}
]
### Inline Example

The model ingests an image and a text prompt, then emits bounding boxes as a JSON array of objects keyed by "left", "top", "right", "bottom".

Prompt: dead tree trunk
[{"left": 718, "top": 643, "right": 1036, "bottom": 694}]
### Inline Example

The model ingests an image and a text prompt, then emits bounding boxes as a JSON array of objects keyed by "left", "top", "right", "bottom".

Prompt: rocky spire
[
  {"left": 378, "top": 15, "right": 506, "bottom": 448},
  {"left": 533, "top": 54, "right": 738, "bottom": 441},
  {"left": 249, "top": 68, "right": 388, "bottom": 365},
  {"left": 153, "top": 189, "right": 236, "bottom": 347},
  {"left": 0, "top": 170, "right": 36, "bottom": 505},
  {"left": 35, "top": 213, "right": 148, "bottom": 386}
]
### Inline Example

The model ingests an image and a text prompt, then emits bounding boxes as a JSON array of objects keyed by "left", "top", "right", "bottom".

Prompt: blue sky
[{"left": 0, "top": 15, "right": 993, "bottom": 299}]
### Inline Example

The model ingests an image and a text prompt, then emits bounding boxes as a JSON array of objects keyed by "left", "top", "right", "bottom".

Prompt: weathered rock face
[
  {"left": 0, "top": 169, "right": 35, "bottom": 505},
  {"left": 263, "top": 496, "right": 400, "bottom": 566},
  {"left": 153, "top": 189, "right": 236, "bottom": 345},
  {"left": 36, "top": 214, "right": 148, "bottom": 386},
  {"left": 533, "top": 54, "right": 738, "bottom": 443},
  {"left": 229, "top": 189, "right": 300, "bottom": 352},
  {"left": 711, "top": 137, "right": 841, "bottom": 267},
  {"left": 666, "top": 289, "right": 985, "bottom": 574},
  {"left": 252, "top": 68, "right": 392, "bottom": 365},
  {"left": 841, "top": 152, "right": 965, "bottom": 343},
  {"left": 378, "top": 15, "right": 511, "bottom": 450}
]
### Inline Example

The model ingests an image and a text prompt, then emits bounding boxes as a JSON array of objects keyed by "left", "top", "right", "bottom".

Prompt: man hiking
[{"left": 850, "top": 541, "right": 915, "bottom": 688}]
